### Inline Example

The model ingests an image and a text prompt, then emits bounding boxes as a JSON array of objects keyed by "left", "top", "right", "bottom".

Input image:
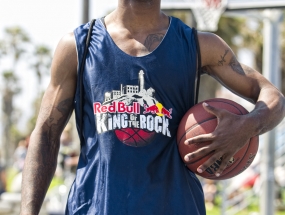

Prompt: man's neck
[{"left": 106, "top": 0, "right": 167, "bottom": 34}]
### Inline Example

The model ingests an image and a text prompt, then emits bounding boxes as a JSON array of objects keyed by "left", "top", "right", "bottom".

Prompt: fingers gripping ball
[{"left": 177, "top": 98, "right": 259, "bottom": 180}]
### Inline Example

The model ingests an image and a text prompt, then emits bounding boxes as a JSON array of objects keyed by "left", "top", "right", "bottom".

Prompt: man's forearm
[
  {"left": 20, "top": 97, "right": 73, "bottom": 214},
  {"left": 20, "top": 131, "right": 60, "bottom": 214},
  {"left": 249, "top": 87, "right": 285, "bottom": 136}
]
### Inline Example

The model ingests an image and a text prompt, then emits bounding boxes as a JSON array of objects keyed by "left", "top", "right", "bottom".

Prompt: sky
[
  {"left": 0, "top": 0, "right": 117, "bottom": 132},
  {"left": 0, "top": 0, "right": 117, "bottom": 50}
]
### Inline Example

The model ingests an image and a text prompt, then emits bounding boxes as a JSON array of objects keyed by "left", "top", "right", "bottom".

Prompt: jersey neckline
[{"left": 98, "top": 16, "right": 173, "bottom": 59}]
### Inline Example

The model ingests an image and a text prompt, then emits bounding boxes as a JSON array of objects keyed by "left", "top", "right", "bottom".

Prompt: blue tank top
[{"left": 67, "top": 17, "right": 206, "bottom": 215}]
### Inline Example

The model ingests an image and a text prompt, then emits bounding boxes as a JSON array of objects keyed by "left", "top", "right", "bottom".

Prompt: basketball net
[{"left": 192, "top": 0, "right": 228, "bottom": 31}]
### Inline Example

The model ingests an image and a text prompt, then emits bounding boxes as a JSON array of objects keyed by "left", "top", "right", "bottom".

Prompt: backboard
[{"left": 161, "top": 0, "right": 285, "bottom": 31}]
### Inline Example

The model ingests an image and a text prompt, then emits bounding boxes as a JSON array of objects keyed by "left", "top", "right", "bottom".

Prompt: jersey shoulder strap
[
  {"left": 192, "top": 27, "right": 201, "bottom": 105},
  {"left": 79, "top": 19, "right": 96, "bottom": 148}
]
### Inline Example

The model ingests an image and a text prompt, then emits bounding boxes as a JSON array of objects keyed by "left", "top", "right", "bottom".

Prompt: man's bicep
[
  {"left": 213, "top": 63, "right": 266, "bottom": 103},
  {"left": 199, "top": 32, "right": 265, "bottom": 103},
  {"left": 34, "top": 33, "right": 77, "bottom": 137}
]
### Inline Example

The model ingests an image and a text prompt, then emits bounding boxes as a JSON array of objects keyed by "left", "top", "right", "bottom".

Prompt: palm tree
[
  {"left": 30, "top": 45, "right": 51, "bottom": 92},
  {"left": 0, "top": 26, "right": 30, "bottom": 164},
  {"left": 28, "top": 45, "right": 51, "bottom": 132}
]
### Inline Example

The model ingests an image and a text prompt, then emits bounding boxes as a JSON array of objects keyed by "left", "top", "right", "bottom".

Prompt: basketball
[{"left": 177, "top": 98, "right": 259, "bottom": 180}]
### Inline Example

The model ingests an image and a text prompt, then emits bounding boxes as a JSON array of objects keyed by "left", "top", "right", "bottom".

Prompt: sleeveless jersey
[{"left": 67, "top": 17, "right": 206, "bottom": 215}]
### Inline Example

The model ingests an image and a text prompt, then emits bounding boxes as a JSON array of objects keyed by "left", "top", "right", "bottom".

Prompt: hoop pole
[
  {"left": 82, "top": 0, "right": 89, "bottom": 23},
  {"left": 260, "top": 9, "right": 283, "bottom": 215}
]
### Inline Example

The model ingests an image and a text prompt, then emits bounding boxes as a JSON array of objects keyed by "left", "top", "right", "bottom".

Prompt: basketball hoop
[
  {"left": 192, "top": 0, "right": 228, "bottom": 31},
  {"left": 204, "top": 0, "right": 222, "bottom": 8}
]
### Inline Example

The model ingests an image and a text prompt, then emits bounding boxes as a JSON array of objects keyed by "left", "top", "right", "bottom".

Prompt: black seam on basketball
[
  {"left": 178, "top": 98, "right": 252, "bottom": 180},
  {"left": 177, "top": 100, "right": 246, "bottom": 146},
  {"left": 177, "top": 117, "right": 216, "bottom": 146},
  {"left": 203, "top": 99, "right": 248, "bottom": 114},
  {"left": 203, "top": 99, "right": 246, "bottom": 115}
]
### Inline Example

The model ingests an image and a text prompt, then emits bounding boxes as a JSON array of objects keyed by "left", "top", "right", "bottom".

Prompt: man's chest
[{"left": 107, "top": 30, "right": 166, "bottom": 57}]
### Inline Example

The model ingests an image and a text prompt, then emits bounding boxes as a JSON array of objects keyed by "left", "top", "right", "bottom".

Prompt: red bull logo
[
  {"left": 143, "top": 103, "right": 172, "bottom": 119},
  {"left": 93, "top": 69, "right": 173, "bottom": 146},
  {"left": 94, "top": 101, "right": 172, "bottom": 137},
  {"left": 94, "top": 102, "right": 140, "bottom": 114}
]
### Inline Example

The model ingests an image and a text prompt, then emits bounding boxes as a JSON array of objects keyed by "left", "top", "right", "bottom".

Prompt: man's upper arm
[
  {"left": 34, "top": 32, "right": 78, "bottom": 136},
  {"left": 197, "top": 32, "right": 271, "bottom": 104}
]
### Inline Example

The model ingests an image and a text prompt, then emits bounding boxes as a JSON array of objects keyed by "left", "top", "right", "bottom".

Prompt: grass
[
  {"left": 201, "top": 178, "right": 285, "bottom": 215},
  {"left": 205, "top": 188, "right": 285, "bottom": 215},
  {"left": 206, "top": 205, "right": 285, "bottom": 215}
]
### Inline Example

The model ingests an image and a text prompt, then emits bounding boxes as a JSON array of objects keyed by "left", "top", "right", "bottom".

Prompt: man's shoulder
[
  {"left": 195, "top": 31, "right": 226, "bottom": 57},
  {"left": 52, "top": 32, "right": 77, "bottom": 77},
  {"left": 198, "top": 31, "right": 220, "bottom": 40},
  {"left": 60, "top": 32, "right": 75, "bottom": 44}
]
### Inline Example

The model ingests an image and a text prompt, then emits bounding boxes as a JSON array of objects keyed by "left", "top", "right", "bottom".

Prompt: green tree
[
  {"left": 31, "top": 45, "right": 51, "bottom": 90},
  {"left": 0, "top": 26, "right": 52, "bottom": 165},
  {"left": 28, "top": 45, "right": 51, "bottom": 132},
  {"left": 0, "top": 26, "right": 30, "bottom": 164}
]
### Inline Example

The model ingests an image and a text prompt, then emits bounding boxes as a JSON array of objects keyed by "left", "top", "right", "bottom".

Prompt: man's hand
[{"left": 184, "top": 102, "right": 253, "bottom": 177}]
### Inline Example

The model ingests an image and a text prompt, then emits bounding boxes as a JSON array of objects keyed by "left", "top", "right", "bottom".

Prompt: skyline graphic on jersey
[{"left": 93, "top": 70, "right": 172, "bottom": 147}]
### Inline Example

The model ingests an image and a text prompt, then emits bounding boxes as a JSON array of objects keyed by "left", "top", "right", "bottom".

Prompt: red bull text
[{"left": 94, "top": 102, "right": 172, "bottom": 137}]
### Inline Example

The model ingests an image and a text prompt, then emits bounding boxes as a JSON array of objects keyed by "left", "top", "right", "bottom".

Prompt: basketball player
[{"left": 20, "top": 0, "right": 285, "bottom": 214}]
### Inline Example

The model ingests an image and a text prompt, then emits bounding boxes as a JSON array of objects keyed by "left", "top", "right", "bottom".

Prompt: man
[{"left": 20, "top": 0, "right": 285, "bottom": 214}]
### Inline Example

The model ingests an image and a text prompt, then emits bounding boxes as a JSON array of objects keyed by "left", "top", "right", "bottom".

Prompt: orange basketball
[{"left": 177, "top": 98, "right": 259, "bottom": 180}]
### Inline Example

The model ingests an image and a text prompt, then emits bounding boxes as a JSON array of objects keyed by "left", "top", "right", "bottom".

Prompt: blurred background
[{"left": 0, "top": 0, "right": 285, "bottom": 214}]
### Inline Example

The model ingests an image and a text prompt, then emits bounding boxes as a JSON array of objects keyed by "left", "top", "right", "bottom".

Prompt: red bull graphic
[
  {"left": 161, "top": 107, "right": 172, "bottom": 119},
  {"left": 143, "top": 103, "right": 172, "bottom": 119},
  {"left": 143, "top": 104, "right": 159, "bottom": 114},
  {"left": 93, "top": 70, "right": 173, "bottom": 147}
]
